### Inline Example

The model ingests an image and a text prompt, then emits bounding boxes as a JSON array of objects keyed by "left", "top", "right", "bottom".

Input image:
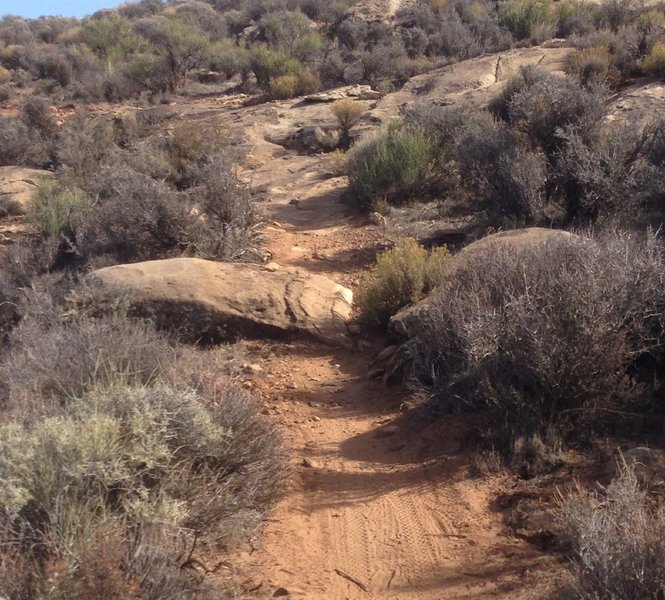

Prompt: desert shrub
[
  {"left": 570, "top": 26, "right": 642, "bottom": 79},
  {"left": 406, "top": 103, "right": 547, "bottom": 223},
  {"left": 259, "top": 9, "right": 323, "bottom": 62},
  {"left": 359, "top": 41, "right": 415, "bottom": 88},
  {"left": 506, "top": 69, "right": 606, "bottom": 155},
  {"left": 191, "top": 152, "right": 252, "bottom": 225},
  {"left": 77, "top": 165, "right": 198, "bottom": 263},
  {"left": 0, "top": 116, "right": 50, "bottom": 168},
  {"left": 499, "top": 0, "right": 555, "bottom": 40},
  {"left": 165, "top": 121, "right": 225, "bottom": 188},
  {"left": 0, "top": 376, "right": 283, "bottom": 598},
  {"left": 207, "top": 38, "right": 251, "bottom": 80},
  {"left": 270, "top": 73, "right": 299, "bottom": 98},
  {"left": 331, "top": 98, "right": 364, "bottom": 137},
  {"left": 346, "top": 121, "right": 438, "bottom": 205},
  {"left": 29, "top": 181, "right": 92, "bottom": 239},
  {"left": 569, "top": 45, "right": 616, "bottom": 86},
  {"left": 124, "top": 52, "right": 171, "bottom": 94},
  {"left": 55, "top": 113, "right": 116, "bottom": 186},
  {"left": 132, "top": 17, "right": 209, "bottom": 92},
  {"left": 174, "top": 0, "right": 228, "bottom": 40},
  {"left": 403, "top": 231, "right": 665, "bottom": 450},
  {"left": 643, "top": 41, "right": 665, "bottom": 78},
  {"left": 555, "top": 123, "right": 661, "bottom": 224},
  {"left": 556, "top": 1, "right": 597, "bottom": 37},
  {"left": 597, "top": 0, "right": 634, "bottom": 31},
  {"left": 557, "top": 466, "right": 665, "bottom": 599},
  {"left": 250, "top": 44, "right": 302, "bottom": 90},
  {"left": 356, "top": 238, "right": 452, "bottom": 329},
  {"left": 20, "top": 95, "right": 57, "bottom": 141},
  {"left": 3, "top": 309, "right": 176, "bottom": 419}
]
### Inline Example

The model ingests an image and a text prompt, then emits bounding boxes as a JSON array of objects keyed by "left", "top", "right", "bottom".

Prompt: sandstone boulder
[
  {"left": 390, "top": 228, "right": 578, "bottom": 338},
  {"left": 0, "top": 166, "right": 53, "bottom": 216},
  {"left": 89, "top": 258, "right": 353, "bottom": 344}
]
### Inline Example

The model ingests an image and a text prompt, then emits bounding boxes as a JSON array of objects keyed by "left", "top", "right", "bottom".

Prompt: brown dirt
[{"left": 211, "top": 108, "right": 563, "bottom": 599}]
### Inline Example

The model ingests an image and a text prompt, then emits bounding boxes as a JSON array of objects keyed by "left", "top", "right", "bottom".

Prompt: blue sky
[{"left": 0, "top": 0, "right": 121, "bottom": 19}]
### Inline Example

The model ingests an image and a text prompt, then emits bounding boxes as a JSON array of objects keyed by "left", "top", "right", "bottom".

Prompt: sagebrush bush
[
  {"left": 3, "top": 307, "right": 177, "bottom": 419},
  {"left": 557, "top": 466, "right": 665, "bottom": 599},
  {"left": 555, "top": 123, "right": 662, "bottom": 224},
  {"left": 0, "top": 307, "right": 284, "bottom": 599},
  {"left": 506, "top": 69, "right": 606, "bottom": 155},
  {"left": 401, "top": 231, "right": 665, "bottom": 451},
  {"left": 405, "top": 103, "right": 547, "bottom": 223},
  {"left": 356, "top": 238, "right": 452, "bottom": 329},
  {"left": 642, "top": 41, "right": 665, "bottom": 77},
  {"left": 346, "top": 122, "right": 438, "bottom": 205},
  {"left": 0, "top": 116, "right": 50, "bottom": 167}
]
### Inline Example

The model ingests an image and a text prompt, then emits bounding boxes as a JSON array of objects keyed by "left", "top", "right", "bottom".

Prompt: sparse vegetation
[{"left": 557, "top": 466, "right": 665, "bottom": 599}]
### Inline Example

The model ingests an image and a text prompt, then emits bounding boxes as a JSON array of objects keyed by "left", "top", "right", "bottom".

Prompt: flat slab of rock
[
  {"left": 305, "top": 85, "right": 381, "bottom": 103},
  {"left": 89, "top": 258, "right": 353, "bottom": 344},
  {"left": 0, "top": 166, "right": 53, "bottom": 216}
]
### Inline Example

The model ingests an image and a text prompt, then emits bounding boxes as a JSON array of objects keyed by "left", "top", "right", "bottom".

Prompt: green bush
[
  {"left": 29, "top": 181, "right": 92, "bottom": 239},
  {"left": 346, "top": 121, "right": 438, "bottom": 205},
  {"left": 207, "top": 38, "right": 250, "bottom": 80},
  {"left": 356, "top": 238, "right": 452, "bottom": 329},
  {"left": 499, "top": 0, "right": 555, "bottom": 40},
  {"left": 250, "top": 44, "right": 302, "bottom": 90}
]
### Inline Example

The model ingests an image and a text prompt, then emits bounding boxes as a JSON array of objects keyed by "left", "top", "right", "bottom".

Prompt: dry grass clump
[
  {"left": 557, "top": 466, "right": 665, "bottom": 599},
  {"left": 332, "top": 99, "right": 364, "bottom": 136},
  {"left": 356, "top": 238, "right": 452, "bottom": 330}
]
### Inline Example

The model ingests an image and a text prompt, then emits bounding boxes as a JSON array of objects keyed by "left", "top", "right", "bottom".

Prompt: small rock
[
  {"left": 312, "top": 416, "right": 321, "bottom": 422},
  {"left": 273, "top": 588, "right": 290, "bottom": 598},
  {"left": 289, "top": 198, "right": 300, "bottom": 206},
  {"left": 242, "top": 381, "right": 253, "bottom": 389},
  {"left": 376, "top": 424, "right": 399, "bottom": 438},
  {"left": 369, "top": 211, "right": 387, "bottom": 227},
  {"left": 302, "top": 458, "right": 320, "bottom": 468},
  {"left": 244, "top": 363, "right": 263, "bottom": 374}
]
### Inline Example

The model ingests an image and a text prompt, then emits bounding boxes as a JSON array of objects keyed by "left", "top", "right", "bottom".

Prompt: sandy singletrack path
[{"left": 226, "top": 122, "right": 554, "bottom": 599}]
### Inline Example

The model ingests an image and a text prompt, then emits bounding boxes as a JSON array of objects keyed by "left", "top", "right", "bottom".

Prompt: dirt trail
[{"left": 228, "top": 119, "right": 554, "bottom": 599}]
